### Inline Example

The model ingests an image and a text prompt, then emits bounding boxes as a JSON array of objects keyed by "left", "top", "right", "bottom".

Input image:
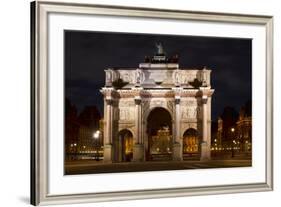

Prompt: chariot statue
[{"left": 155, "top": 42, "right": 164, "bottom": 55}]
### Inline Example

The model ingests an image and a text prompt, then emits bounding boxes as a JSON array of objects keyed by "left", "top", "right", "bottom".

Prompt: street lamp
[
  {"left": 231, "top": 127, "right": 235, "bottom": 158},
  {"left": 69, "top": 143, "right": 77, "bottom": 160},
  {"left": 93, "top": 130, "right": 101, "bottom": 161},
  {"left": 213, "top": 138, "right": 217, "bottom": 157}
]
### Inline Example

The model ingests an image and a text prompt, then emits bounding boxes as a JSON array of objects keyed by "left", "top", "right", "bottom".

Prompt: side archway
[
  {"left": 118, "top": 129, "right": 133, "bottom": 162},
  {"left": 182, "top": 128, "right": 200, "bottom": 160}
]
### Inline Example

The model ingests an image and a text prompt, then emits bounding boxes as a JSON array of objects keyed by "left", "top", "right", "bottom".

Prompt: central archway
[{"left": 146, "top": 107, "right": 173, "bottom": 161}]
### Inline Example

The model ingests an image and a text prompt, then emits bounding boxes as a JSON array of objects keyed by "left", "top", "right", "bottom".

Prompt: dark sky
[{"left": 65, "top": 31, "right": 252, "bottom": 120}]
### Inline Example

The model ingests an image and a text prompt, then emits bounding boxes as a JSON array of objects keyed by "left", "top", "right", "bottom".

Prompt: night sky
[{"left": 65, "top": 31, "right": 252, "bottom": 120}]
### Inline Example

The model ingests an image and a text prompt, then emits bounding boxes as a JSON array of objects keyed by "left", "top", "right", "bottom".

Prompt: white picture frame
[{"left": 31, "top": 1, "right": 273, "bottom": 205}]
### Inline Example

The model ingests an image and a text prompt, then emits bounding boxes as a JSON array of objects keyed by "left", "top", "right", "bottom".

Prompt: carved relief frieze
[
  {"left": 180, "top": 89, "right": 200, "bottom": 97},
  {"left": 150, "top": 99, "right": 165, "bottom": 108},
  {"left": 119, "top": 99, "right": 135, "bottom": 107},
  {"left": 119, "top": 107, "right": 135, "bottom": 121},
  {"left": 117, "top": 90, "right": 135, "bottom": 98},
  {"left": 181, "top": 98, "right": 197, "bottom": 106},
  {"left": 141, "top": 90, "right": 175, "bottom": 98},
  {"left": 181, "top": 106, "right": 201, "bottom": 119}
]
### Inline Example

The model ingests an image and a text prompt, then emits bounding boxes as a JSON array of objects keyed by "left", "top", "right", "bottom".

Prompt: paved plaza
[{"left": 65, "top": 159, "right": 251, "bottom": 175}]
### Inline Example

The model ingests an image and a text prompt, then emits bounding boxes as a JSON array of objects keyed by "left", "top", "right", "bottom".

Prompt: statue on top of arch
[{"left": 155, "top": 42, "right": 165, "bottom": 55}]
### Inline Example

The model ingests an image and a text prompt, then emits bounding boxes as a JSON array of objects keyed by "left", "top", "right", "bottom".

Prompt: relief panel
[
  {"left": 119, "top": 107, "right": 135, "bottom": 121},
  {"left": 181, "top": 106, "right": 201, "bottom": 119}
]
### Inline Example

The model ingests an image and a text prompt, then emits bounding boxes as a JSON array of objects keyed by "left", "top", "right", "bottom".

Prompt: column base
[
  {"left": 133, "top": 144, "right": 144, "bottom": 162},
  {"left": 103, "top": 144, "right": 113, "bottom": 163},
  {"left": 173, "top": 142, "right": 183, "bottom": 161},
  {"left": 200, "top": 142, "right": 211, "bottom": 161}
]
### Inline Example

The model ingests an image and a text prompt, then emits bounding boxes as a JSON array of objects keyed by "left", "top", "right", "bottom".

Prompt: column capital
[
  {"left": 135, "top": 99, "right": 142, "bottom": 105},
  {"left": 100, "top": 87, "right": 116, "bottom": 99},
  {"left": 200, "top": 86, "right": 213, "bottom": 105},
  {"left": 175, "top": 98, "right": 181, "bottom": 105},
  {"left": 105, "top": 99, "right": 113, "bottom": 105},
  {"left": 202, "top": 96, "right": 208, "bottom": 104},
  {"left": 199, "top": 87, "right": 214, "bottom": 97}
]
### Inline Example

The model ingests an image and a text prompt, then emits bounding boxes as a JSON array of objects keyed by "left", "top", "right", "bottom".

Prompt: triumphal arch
[{"left": 101, "top": 44, "right": 214, "bottom": 162}]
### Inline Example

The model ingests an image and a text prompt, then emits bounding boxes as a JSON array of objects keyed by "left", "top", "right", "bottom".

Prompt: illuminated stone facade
[
  {"left": 236, "top": 103, "right": 252, "bottom": 152},
  {"left": 100, "top": 48, "right": 214, "bottom": 162}
]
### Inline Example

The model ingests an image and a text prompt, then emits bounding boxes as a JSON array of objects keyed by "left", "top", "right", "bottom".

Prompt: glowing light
[{"left": 93, "top": 131, "right": 100, "bottom": 139}]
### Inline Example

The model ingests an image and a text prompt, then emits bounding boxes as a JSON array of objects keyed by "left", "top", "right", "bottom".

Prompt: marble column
[
  {"left": 103, "top": 99, "right": 113, "bottom": 162},
  {"left": 133, "top": 98, "right": 144, "bottom": 161},
  {"left": 173, "top": 98, "right": 183, "bottom": 160},
  {"left": 201, "top": 96, "right": 211, "bottom": 160}
]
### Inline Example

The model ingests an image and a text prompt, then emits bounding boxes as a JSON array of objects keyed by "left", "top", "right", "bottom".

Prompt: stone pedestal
[
  {"left": 103, "top": 144, "right": 113, "bottom": 163},
  {"left": 133, "top": 144, "right": 144, "bottom": 162},
  {"left": 200, "top": 142, "right": 210, "bottom": 161},
  {"left": 173, "top": 142, "right": 183, "bottom": 161}
]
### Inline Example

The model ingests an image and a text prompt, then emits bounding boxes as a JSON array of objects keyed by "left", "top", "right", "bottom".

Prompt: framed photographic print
[{"left": 31, "top": 0, "right": 273, "bottom": 205}]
